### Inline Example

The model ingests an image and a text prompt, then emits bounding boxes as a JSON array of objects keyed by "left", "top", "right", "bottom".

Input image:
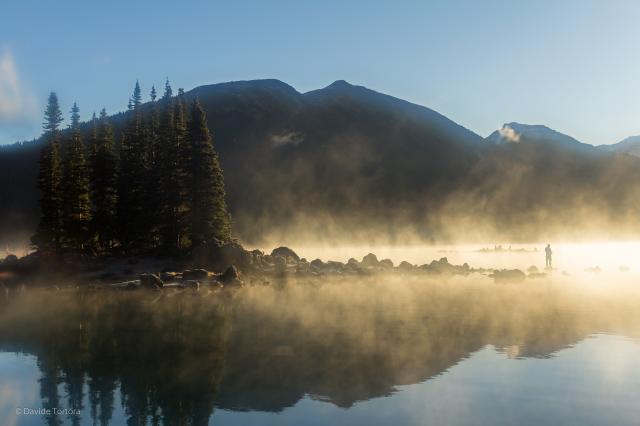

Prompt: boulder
[
  {"left": 421, "top": 257, "right": 458, "bottom": 275},
  {"left": 160, "top": 271, "right": 180, "bottom": 282},
  {"left": 220, "top": 265, "right": 243, "bottom": 286},
  {"left": 492, "top": 269, "right": 526, "bottom": 283},
  {"left": 216, "top": 242, "right": 252, "bottom": 270},
  {"left": 183, "top": 280, "right": 200, "bottom": 289},
  {"left": 326, "top": 261, "right": 345, "bottom": 272},
  {"left": 183, "top": 269, "right": 209, "bottom": 280},
  {"left": 2, "top": 254, "right": 18, "bottom": 265},
  {"left": 527, "top": 265, "right": 539, "bottom": 273},
  {"left": 296, "top": 260, "right": 310, "bottom": 274},
  {"left": 270, "top": 246, "right": 300, "bottom": 263},
  {"left": 310, "top": 259, "right": 325, "bottom": 271},
  {"left": 126, "top": 281, "right": 142, "bottom": 290},
  {"left": 139, "top": 273, "right": 163, "bottom": 289},
  {"left": 273, "top": 256, "right": 287, "bottom": 267},
  {"left": 361, "top": 253, "right": 379, "bottom": 267},
  {"left": 347, "top": 258, "right": 359, "bottom": 266},
  {"left": 398, "top": 261, "right": 414, "bottom": 272},
  {"left": 379, "top": 259, "right": 394, "bottom": 269},
  {"left": 192, "top": 241, "right": 252, "bottom": 271}
]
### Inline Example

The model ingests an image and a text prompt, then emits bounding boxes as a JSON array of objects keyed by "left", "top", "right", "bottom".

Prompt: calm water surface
[{"left": 2, "top": 244, "right": 640, "bottom": 425}]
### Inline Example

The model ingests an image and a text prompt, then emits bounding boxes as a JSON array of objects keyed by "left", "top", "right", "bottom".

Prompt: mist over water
[
  {"left": 271, "top": 241, "right": 640, "bottom": 276},
  {"left": 2, "top": 252, "right": 640, "bottom": 425}
]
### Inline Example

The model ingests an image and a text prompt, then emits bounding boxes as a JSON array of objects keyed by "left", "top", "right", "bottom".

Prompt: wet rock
[
  {"left": 344, "top": 259, "right": 363, "bottom": 273},
  {"left": 326, "top": 261, "right": 345, "bottom": 273},
  {"left": 398, "top": 261, "right": 414, "bottom": 272},
  {"left": 192, "top": 241, "right": 252, "bottom": 271},
  {"left": 361, "top": 253, "right": 379, "bottom": 268},
  {"left": 421, "top": 257, "right": 466, "bottom": 275},
  {"left": 310, "top": 259, "right": 325, "bottom": 271},
  {"left": 527, "top": 265, "right": 538, "bottom": 273},
  {"left": 126, "top": 281, "right": 142, "bottom": 290},
  {"left": 296, "top": 259, "right": 310, "bottom": 274},
  {"left": 273, "top": 256, "right": 287, "bottom": 267},
  {"left": 379, "top": 259, "right": 394, "bottom": 269},
  {"left": 160, "top": 271, "right": 180, "bottom": 282},
  {"left": 183, "top": 280, "right": 200, "bottom": 289},
  {"left": 139, "top": 273, "right": 163, "bottom": 289},
  {"left": 220, "top": 265, "right": 243, "bottom": 286},
  {"left": 271, "top": 247, "right": 300, "bottom": 263},
  {"left": 2, "top": 254, "right": 18, "bottom": 266},
  {"left": 492, "top": 269, "right": 526, "bottom": 283},
  {"left": 217, "top": 243, "right": 252, "bottom": 270},
  {"left": 183, "top": 269, "right": 209, "bottom": 280}
]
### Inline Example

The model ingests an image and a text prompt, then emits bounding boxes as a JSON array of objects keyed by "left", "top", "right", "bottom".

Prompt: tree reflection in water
[{"left": 1, "top": 275, "right": 640, "bottom": 425}]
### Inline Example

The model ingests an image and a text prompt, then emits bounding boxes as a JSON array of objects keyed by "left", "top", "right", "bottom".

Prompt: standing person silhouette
[{"left": 545, "top": 244, "right": 552, "bottom": 269}]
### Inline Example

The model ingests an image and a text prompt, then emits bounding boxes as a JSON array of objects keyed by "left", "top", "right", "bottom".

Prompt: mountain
[
  {"left": 598, "top": 135, "right": 640, "bottom": 157},
  {"left": 3, "top": 79, "right": 640, "bottom": 246},
  {"left": 485, "top": 122, "right": 592, "bottom": 150}
]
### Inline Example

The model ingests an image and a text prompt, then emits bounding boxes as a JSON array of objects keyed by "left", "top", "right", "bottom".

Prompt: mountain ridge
[{"left": 3, "top": 79, "right": 640, "bottom": 245}]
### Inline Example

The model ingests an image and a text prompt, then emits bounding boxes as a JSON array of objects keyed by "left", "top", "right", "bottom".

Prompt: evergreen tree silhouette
[
  {"left": 188, "top": 98, "right": 231, "bottom": 245},
  {"left": 32, "top": 92, "right": 64, "bottom": 252},
  {"left": 91, "top": 109, "right": 118, "bottom": 250},
  {"left": 61, "top": 102, "right": 92, "bottom": 251}
]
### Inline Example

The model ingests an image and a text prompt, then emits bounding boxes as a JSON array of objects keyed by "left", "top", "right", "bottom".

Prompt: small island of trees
[{"left": 32, "top": 81, "right": 231, "bottom": 257}]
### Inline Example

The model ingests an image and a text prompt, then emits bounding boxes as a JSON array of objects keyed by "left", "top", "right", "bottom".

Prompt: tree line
[{"left": 32, "top": 81, "right": 231, "bottom": 256}]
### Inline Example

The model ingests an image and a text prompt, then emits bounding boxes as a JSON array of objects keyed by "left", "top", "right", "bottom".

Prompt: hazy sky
[{"left": 1, "top": 0, "right": 640, "bottom": 145}]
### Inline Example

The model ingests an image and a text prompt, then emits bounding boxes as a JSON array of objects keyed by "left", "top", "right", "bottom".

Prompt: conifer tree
[
  {"left": 91, "top": 109, "right": 118, "bottom": 250},
  {"left": 187, "top": 98, "right": 231, "bottom": 245},
  {"left": 61, "top": 102, "right": 92, "bottom": 251},
  {"left": 142, "top": 86, "right": 161, "bottom": 246},
  {"left": 33, "top": 92, "right": 64, "bottom": 252},
  {"left": 175, "top": 89, "right": 191, "bottom": 244},
  {"left": 157, "top": 80, "right": 185, "bottom": 252},
  {"left": 87, "top": 112, "right": 98, "bottom": 164},
  {"left": 116, "top": 81, "right": 148, "bottom": 251}
]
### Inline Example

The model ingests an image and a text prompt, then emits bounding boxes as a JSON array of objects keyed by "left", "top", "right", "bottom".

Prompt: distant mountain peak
[
  {"left": 326, "top": 79, "right": 352, "bottom": 88},
  {"left": 598, "top": 135, "right": 640, "bottom": 157},
  {"left": 485, "top": 122, "right": 589, "bottom": 149}
]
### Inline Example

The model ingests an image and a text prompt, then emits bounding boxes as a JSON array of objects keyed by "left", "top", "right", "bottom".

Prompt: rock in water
[
  {"left": 191, "top": 241, "right": 252, "bottom": 271},
  {"left": 160, "top": 271, "right": 179, "bottom": 282},
  {"left": 220, "top": 265, "right": 243, "bottom": 286},
  {"left": 398, "top": 261, "right": 414, "bottom": 272},
  {"left": 183, "top": 269, "right": 209, "bottom": 280},
  {"left": 361, "top": 253, "right": 379, "bottom": 267},
  {"left": 139, "top": 273, "right": 163, "bottom": 289},
  {"left": 271, "top": 246, "right": 300, "bottom": 263},
  {"left": 309, "top": 259, "right": 325, "bottom": 272},
  {"left": 2, "top": 254, "right": 18, "bottom": 265},
  {"left": 183, "top": 280, "right": 201, "bottom": 289},
  {"left": 379, "top": 259, "right": 394, "bottom": 269}
]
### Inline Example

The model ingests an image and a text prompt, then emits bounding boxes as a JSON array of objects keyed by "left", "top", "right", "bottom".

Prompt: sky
[{"left": 2, "top": 0, "right": 640, "bottom": 145}]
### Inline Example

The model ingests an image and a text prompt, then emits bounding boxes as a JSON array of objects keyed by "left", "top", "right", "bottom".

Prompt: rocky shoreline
[{"left": 0, "top": 242, "right": 545, "bottom": 291}]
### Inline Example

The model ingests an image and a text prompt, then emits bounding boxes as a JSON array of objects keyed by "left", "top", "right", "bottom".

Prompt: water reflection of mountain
[{"left": 0, "top": 279, "right": 639, "bottom": 424}]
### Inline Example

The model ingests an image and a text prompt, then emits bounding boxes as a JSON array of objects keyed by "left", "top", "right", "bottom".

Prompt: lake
[{"left": 2, "top": 243, "right": 640, "bottom": 425}]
